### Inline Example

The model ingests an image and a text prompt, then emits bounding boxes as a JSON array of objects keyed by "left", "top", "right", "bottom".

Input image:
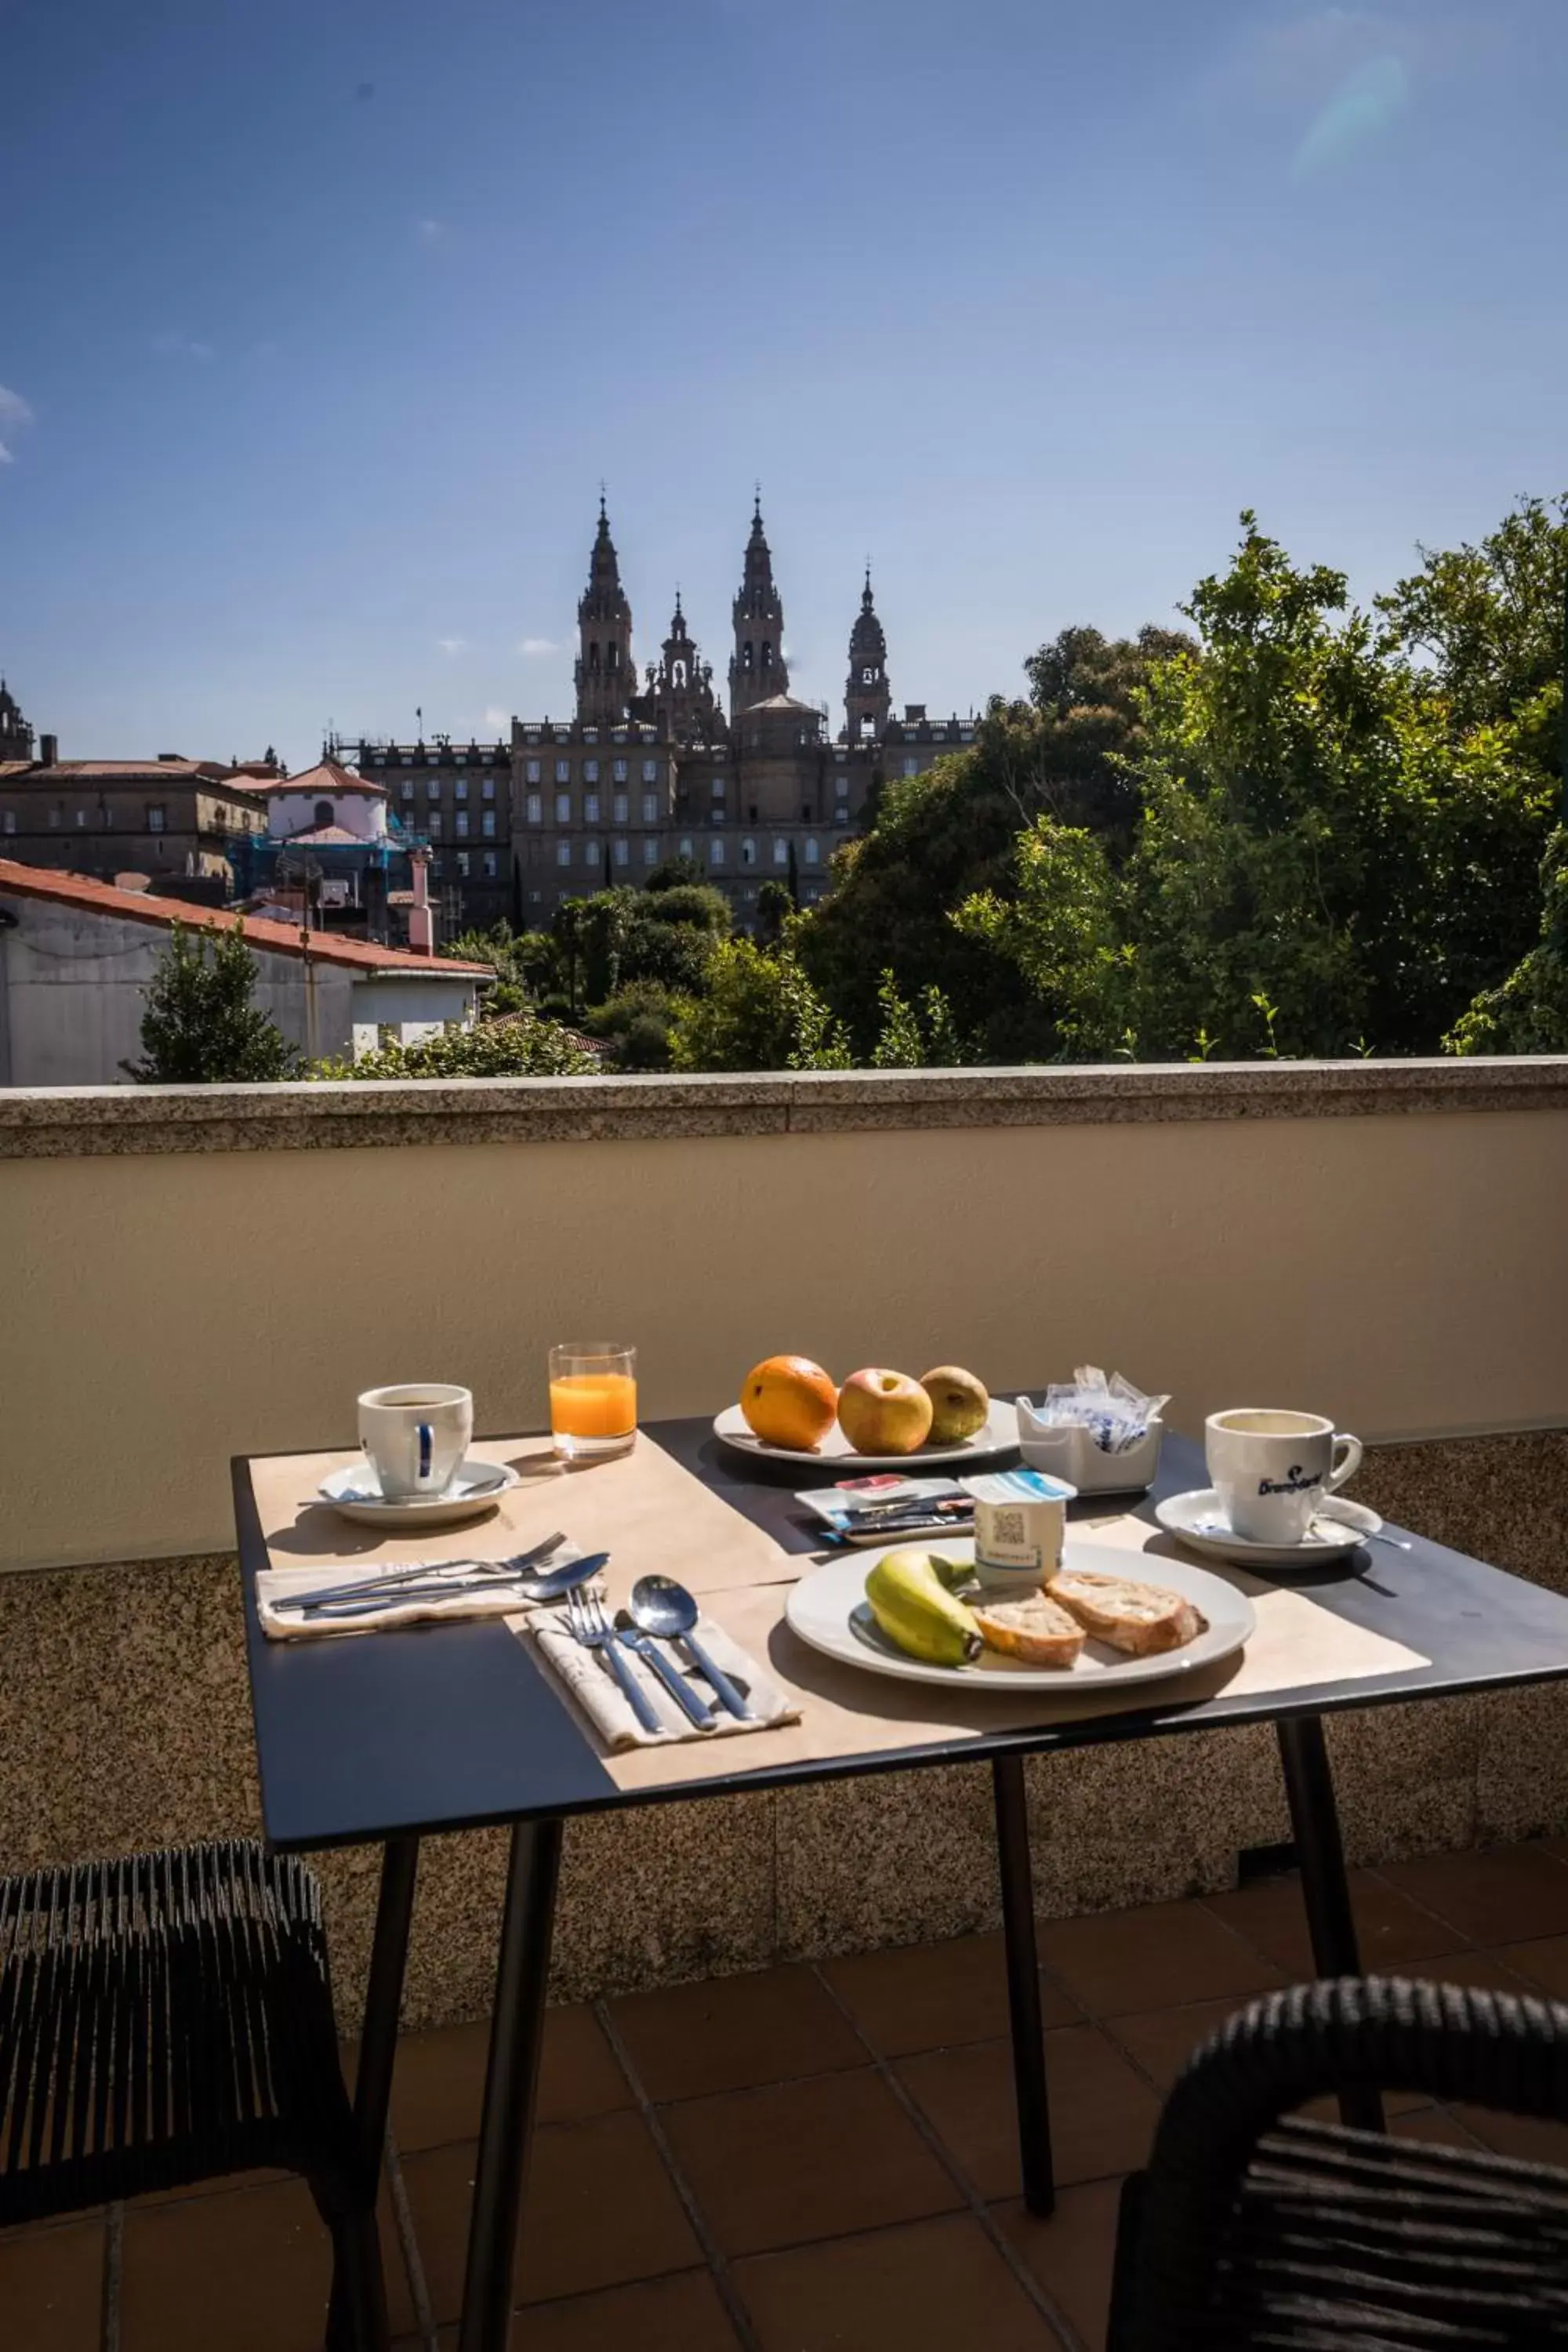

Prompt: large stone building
[
  {"left": 506, "top": 499, "right": 975, "bottom": 926},
  {"left": 339, "top": 733, "right": 513, "bottom": 932}
]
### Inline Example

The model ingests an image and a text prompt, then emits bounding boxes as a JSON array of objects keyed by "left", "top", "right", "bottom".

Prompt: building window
[
  {"left": 902, "top": 757, "right": 920, "bottom": 779},
  {"left": 583, "top": 837, "right": 601, "bottom": 866},
  {"left": 526, "top": 759, "right": 541, "bottom": 784},
  {"left": 456, "top": 811, "right": 470, "bottom": 838},
  {"left": 147, "top": 805, "right": 165, "bottom": 833},
  {"left": 526, "top": 793, "right": 542, "bottom": 824},
  {"left": 641, "top": 793, "right": 659, "bottom": 824},
  {"left": 772, "top": 837, "right": 788, "bottom": 866},
  {"left": 555, "top": 758, "right": 570, "bottom": 784},
  {"left": 804, "top": 836, "right": 819, "bottom": 866},
  {"left": 456, "top": 851, "right": 471, "bottom": 877},
  {"left": 612, "top": 793, "right": 627, "bottom": 823},
  {"left": 75, "top": 808, "right": 88, "bottom": 828},
  {"left": 482, "top": 776, "right": 495, "bottom": 800},
  {"left": 612, "top": 758, "right": 627, "bottom": 783},
  {"left": 455, "top": 778, "right": 468, "bottom": 802},
  {"left": 49, "top": 806, "right": 61, "bottom": 828},
  {"left": 678, "top": 835, "right": 694, "bottom": 859},
  {"left": 2, "top": 811, "right": 14, "bottom": 835},
  {"left": 709, "top": 836, "right": 725, "bottom": 867},
  {"left": 556, "top": 840, "right": 572, "bottom": 868},
  {"left": 401, "top": 780, "right": 415, "bottom": 800},
  {"left": 862, "top": 666, "right": 876, "bottom": 684},
  {"left": 555, "top": 792, "right": 571, "bottom": 824},
  {"left": 741, "top": 837, "right": 757, "bottom": 866},
  {"left": 483, "top": 851, "right": 498, "bottom": 878},
  {"left": 583, "top": 759, "right": 599, "bottom": 784},
  {"left": 429, "top": 811, "right": 442, "bottom": 836},
  {"left": 613, "top": 837, "right": 629, "bottom": 867},
  {"left": 583, "top": 793, "right": 600, "bottom": 824},
  {"left": 643, "top": 758, "right": 658, "bottom": 783},
  {"left": 710, "top": 776, "right": 724, "bottom": 800},
  {"left": 426, "top": 778, "right": 440, "bottom": 802},
  {"left": 641, "top": 836, "right": 658, "bottom": 866},
  {"left": 481, "top": 810, "right": 496, "bottom": 838}
]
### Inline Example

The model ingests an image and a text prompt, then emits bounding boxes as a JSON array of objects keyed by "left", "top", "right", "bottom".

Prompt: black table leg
[
  {"left": 328, "top": 1835, "right": 419, "bottom": 2350},
  {"left": 457, "top": 1817, "right": 564, "bottom": 2352},
  {"left": 993, "top": 1753, "right": 1055, "bottom": 2216},
  {"left": 1276, "top": 1714, "right": 1386, "bottom": 2134}
]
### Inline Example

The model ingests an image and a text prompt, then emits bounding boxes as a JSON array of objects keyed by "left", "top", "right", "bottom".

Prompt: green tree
[
  {"left": 583, "top": 979, "right": 694, "bottom": 1071},
  {"left": 799, "top": 622, "right": 1189, "bottom": 1054},
  {"left": 756, "top": 877, "right": 793, "bottom": 946},
  {"left": 123, "top": 920, "right": 304, "bottom": 1083},
  {"left": 667, "top": 938, "right": 851, "bottom": 1072},
  {"left": 316, "top": 1012, "right": 598, "bottom": 1080},
  {"left": 1446, "top": 826, "right": 1568, "bottom": 1054}
]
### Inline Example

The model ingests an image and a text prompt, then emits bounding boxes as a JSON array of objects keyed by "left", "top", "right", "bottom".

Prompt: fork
[
  {"left": 286, "top": 1532, "right": 568, "bottom": 1616},
  {"left": 566, "top": 1584, "right": 662, "bottom": 1735}
]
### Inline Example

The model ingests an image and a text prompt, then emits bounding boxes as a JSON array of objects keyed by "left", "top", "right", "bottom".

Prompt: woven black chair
[
  {"left": 1109, "top": 1975, "right": 1568, "bottom": 2350},
  {"left": 0, "top": 1838, "right": 386, "bottom": 2350}
]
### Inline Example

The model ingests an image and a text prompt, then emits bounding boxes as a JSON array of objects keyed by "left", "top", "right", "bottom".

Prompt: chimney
[
  {"left": 408, "top": 845, "right": 435, "bottom": 955},
  {"left": 38, "top": 733, "right": 57, "bottom": 768}
]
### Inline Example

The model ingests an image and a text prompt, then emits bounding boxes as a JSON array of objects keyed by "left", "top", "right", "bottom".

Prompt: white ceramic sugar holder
[{"left": 1014, "top": 1402, "right": 1164, "bottom": 1494}]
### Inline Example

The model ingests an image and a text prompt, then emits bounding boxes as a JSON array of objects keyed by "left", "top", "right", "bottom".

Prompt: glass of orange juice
[{"left": 548, "top": 1342, "right": 637, "bottom": 1462}]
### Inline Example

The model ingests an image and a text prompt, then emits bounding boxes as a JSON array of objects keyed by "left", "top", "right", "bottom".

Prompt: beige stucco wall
[{"left": 3, "top": 1079, "right": 1566, "bottom": 1572}]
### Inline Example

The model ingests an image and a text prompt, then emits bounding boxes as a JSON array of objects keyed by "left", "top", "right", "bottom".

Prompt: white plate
[
  {"left": 713, "top": 1398, "right": 1020, "bottom": 1472},
  {"left": 784, "top": 1535, "right": 1254, "bottom": 1693},
  {"left": 1154, "top": 1488, "right": 1383, "bottom": 1568},
  {"left": 318, "top": 1457, "right": 521, "bottom": 1530}
]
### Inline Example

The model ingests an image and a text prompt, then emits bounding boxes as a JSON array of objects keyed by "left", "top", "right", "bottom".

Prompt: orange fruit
[{"left": 740, "top": 1355, "right": 839, "bottom": 1451}]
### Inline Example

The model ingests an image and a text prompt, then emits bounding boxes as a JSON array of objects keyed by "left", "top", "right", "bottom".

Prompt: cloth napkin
[
  {"left": 529, "top": 1610, "right": 800, "bottom": 1751},
  {"left": 256, "top": 1548, "right": 590, "bottom": 1641}
]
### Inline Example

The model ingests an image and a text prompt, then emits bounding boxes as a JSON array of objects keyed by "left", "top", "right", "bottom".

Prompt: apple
[
  {"left": 920, "top": 1366, "right": 990, "bottom": 1444},
  {"left": 837, "top": 1368, "right": 935, "bottom": 1456}
]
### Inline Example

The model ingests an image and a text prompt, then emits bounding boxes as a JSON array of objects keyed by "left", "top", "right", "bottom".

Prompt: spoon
[{"left": 630, "top": 1576, "right": 753, "bottom": 1720}]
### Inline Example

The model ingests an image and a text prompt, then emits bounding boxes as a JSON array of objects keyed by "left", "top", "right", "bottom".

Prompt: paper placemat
[{"left": 249, "top": 1432, "right": 802, "bottom": 1597}]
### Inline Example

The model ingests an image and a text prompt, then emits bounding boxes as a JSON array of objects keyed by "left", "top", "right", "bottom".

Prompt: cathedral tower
[
  {"left": 648, "top": 591, "right": 720, "bottom": 739},
  {"left": 574, "top": 495, "right": 634, "bottom": 726},
  {"left": 728, "top": 494, "right": 787, "bottom": 717},
  {"left": 0, "top": 677, "right": 34, "bottom": 764},
  {"left": 844, "top": 568, "right": 891, "bottom": 740}
]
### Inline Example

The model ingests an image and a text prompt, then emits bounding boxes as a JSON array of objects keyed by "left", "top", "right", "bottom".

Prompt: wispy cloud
[
  {"left": 151, "top": 330, "right": 216, "bottom": 362},
  {"left": 483, "top": 706, "right": 513, "bottom": 732},
  {"left": 0, "top": 384, "right": 34, "bottom": 465},
  {"left": 416, "top": 218, "right": 446, "bottom": 249},
  {"left": 518, "top": 636, "right": 557, "bottom": 657},
  {"left": 1294, "top": 53, "right": 1410, "bottom": 176},
  {"left": 437, "top": 636, "right": 469, "bottom": 655}
]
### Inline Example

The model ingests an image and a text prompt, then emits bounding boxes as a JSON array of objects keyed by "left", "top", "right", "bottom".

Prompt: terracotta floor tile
[
  {"left": 1493, "top": 1933, "right": 1568, "bottom": 2000},
  {"left": 822, "top": 1931, "right": 1079, "bottom": 2059},
  {"left": 0, "top": 2216, "right": 103, "bottom": 2351},
  {"left": 1202, "top": 1868, "right": 1465, "bottom": 1978},
  {"left": 402, "top": 2111, "right": 700, "bottom": 2321},
  {"left": 1381, "top": 1845, "right": 1568, "bottom": 1946},
  {"left": 661, "top": 2067, "right": 963, "bottom": 2257},
  {"left": 997, "top": 2179, "right": 1125, "bottom": 2352},
  {"left": 120, "top": 2174, "right": 412, "bottom": 2352},
  {"left": 1107, "top": 1996, "right": 1427, "bottom": 2116},
  {"left": 1039, "top": 1900, "right": 1285, "bottom": 2019},
  {"left": 899, "top": 2027, "right": 1160, "bottom": 2197},
  {"left": 610, "top": 1963, "right": 867, "bottom": 2102},
  {"left": 504, "top": 2269, "right": 742, "bottom": 2349},
  {"left": 386, "top": 2005, "right": 630, "bottom": 2151},
  {"left": 734, "top": 2212, "right": 1067, "bottom": 2352}
]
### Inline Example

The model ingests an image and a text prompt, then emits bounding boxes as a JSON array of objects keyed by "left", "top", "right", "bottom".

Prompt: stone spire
[
  {"left": 728, "top": 491, "right": 787, "bottom": 717},
  {"left": 844, "top": 565, "right": 891, "bottom": 740},
  {"left": 575, "top": 493, "right": 635, "bottom": 725}
]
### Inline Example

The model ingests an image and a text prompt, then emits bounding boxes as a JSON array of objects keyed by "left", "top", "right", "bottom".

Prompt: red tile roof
[
  {"left": 0, "top": 859, "right": 492, "bottom": 978},
  {"left": 0, "top": 759, "right": 268, "bottom": 796},
  {"left": 275, "top": 757, "right": 387, "bottom": 800}
]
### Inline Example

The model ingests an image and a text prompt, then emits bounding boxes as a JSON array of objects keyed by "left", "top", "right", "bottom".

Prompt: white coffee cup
[
  {"left": 358, "top": 1383, "right": 474, "bottom": 1501},
  {"left": 1205, "top": 1408, "right": 1364, "bottom": 1547}
]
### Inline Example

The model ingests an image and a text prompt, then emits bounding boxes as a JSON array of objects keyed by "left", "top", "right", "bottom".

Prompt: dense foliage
[
  {"left": 315, "top": 1011, "right": 598, "bottom": 1079},
  {"left": 124, "top": 920, "right": 303, "bottom": 1082}
]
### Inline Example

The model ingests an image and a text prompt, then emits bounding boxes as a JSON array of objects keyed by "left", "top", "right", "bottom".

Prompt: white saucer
[
  {"left": 1155, "top": 1488, "right": 1383, "bottom": 1568},
  {"left": 318, "top": 1457, "right": 520, "bottom": 1530}
]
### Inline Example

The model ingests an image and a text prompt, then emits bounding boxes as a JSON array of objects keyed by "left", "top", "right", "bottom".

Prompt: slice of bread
[
  {"left": 1047, "top": 1568, "right": 1205, "bottom": 1657},
  {"left": 971, "top": 1590, "right": 1086, "bottom": 1668}
]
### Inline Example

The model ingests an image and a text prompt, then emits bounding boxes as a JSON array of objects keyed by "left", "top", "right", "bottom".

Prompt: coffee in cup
[
  {"left": 1205, "top": 1409, "right": 1363, "bottom": 1547},
  {"left": 358, "top": 1384, "right": 474, "bottom": 1501}
]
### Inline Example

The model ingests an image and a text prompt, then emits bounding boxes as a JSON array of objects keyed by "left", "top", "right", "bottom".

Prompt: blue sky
[{"left": 1, "top": 0, "right": 1563, "bottom": 770}]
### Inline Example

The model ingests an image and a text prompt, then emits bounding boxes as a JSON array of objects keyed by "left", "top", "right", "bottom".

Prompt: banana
[{"left": 865, "top": 1548, "right": 982, "bottom": 1667}]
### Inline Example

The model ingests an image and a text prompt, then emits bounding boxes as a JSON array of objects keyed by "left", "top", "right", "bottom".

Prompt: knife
[{"left": 285, "top": 1551, "right": 612, "bottom": 1621}]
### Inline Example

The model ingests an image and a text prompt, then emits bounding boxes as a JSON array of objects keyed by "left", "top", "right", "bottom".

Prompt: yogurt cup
[{"left": 962, "top": 1468, "right": 1076, "bottom": 1594}]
